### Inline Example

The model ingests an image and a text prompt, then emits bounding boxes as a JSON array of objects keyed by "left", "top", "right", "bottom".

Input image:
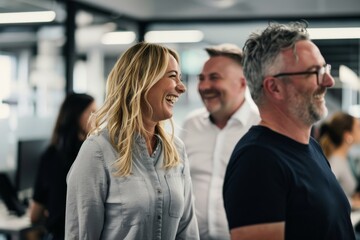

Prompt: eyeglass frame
[{"left": 272, "top": 64, "right": 331, "bottom": 85}]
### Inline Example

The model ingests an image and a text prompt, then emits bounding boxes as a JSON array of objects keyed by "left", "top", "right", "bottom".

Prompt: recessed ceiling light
[
  {"left": 101, "top": 31, "right": 136, "bottom": 45},
  {"left": 194, "top": 0, "right": 243, "bottom": 8},
  {"left": 145, "top": 30, "right": 204, "bottom": 43},
  {"left": 308, "top": 27, "right": 360, "bottom": 40},
  {"left": 0, "top": 11, "right": 56, "bottom": 24}
]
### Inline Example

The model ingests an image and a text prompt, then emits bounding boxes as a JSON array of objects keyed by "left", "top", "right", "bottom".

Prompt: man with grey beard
[{"left": 223, "top": 21, "right": 355, "bottom": 240}]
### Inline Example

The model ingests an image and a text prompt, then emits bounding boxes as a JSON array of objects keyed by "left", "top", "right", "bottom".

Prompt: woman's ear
[{"left": 344, "top": 132, "right": 354, "bottom": 145}]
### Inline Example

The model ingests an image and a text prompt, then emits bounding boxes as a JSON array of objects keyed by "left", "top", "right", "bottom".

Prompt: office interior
[{"left": 0, "top": 0, "right": 360, "bottom": 238}]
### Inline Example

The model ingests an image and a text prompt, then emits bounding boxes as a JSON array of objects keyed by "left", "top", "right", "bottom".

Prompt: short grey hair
[
  {"left": 205, "top": 43, "right": 243, "bottom": 66},
  {"left": 243, "top": 21, "right": 310, "bottom": 106}
]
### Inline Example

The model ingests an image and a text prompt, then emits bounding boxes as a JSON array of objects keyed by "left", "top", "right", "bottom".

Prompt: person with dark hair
[
  {"left": 180, "top": 43, "right": 259, "bottom": 240},
  {"left": 223, "top": 21, "right": 355, "bottom": 239},
  {"left": 30, "top": 92, "right": 96, "bottom": 240},
  {"left": 65, "top": 42, "right": 199, "bottom": 239},
  {"left": 319, "top": 112, "right": 360, "bottom": 205}
]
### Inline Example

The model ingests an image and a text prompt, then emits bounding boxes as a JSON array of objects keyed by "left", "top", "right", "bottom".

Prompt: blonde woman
[{"left": 65, "top": 42, "right": 199, "bottom": 240}]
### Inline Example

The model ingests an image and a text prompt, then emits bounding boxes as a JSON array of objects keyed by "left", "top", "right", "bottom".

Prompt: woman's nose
[{"left": 176, "top": 81, "right": 186, "bottom": 93}]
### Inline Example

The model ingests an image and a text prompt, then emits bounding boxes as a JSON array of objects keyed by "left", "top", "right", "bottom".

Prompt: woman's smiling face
[{"left": 143, "top": 54, "right": 186, "bottom": 123}]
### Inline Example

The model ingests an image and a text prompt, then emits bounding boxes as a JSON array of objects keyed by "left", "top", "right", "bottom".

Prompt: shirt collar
[{"left": 206, "top": 99, "right": 257, "bottom": 127}]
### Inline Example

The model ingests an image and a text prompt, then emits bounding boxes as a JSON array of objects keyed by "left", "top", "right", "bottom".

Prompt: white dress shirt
[{"left": 179, "top": 99, "right": 260, "bottom": 240}]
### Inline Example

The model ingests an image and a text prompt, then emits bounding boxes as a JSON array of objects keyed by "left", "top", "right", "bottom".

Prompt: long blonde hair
[{"left": 89, "top": 42, "right": 181, "bottom": 176}]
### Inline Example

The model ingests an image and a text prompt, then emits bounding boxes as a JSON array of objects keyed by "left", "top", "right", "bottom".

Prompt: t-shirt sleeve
[{"left": 223, "top": 145, "right": 289, "bottom": 229}]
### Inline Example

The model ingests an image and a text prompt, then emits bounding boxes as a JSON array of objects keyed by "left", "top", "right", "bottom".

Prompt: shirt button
[
  {"left": 157, "top": 189, "right": 162, "bottom": 194},
  {"left": 157, "top": 215, "right": 161, "bottom": 220}
]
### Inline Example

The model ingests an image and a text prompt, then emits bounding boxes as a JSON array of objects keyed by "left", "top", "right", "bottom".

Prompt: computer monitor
[
  {"left": 15, "top": 139, "right": 49, "bottom": 195},
  {"left": 0, "top": 172, "right": 26, "bottom": 216}
]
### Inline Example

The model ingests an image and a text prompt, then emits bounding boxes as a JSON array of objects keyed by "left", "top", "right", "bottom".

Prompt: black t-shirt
[
  {"left": 223, "top": 126, "right": 355, "bottom": 240},
  {"left": 33, "top": 141, "right": 82, "bottom": 239}
]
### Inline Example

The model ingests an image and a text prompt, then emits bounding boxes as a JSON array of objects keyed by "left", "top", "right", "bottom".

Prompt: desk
[{"left": 0, "top": 203, "right": 32, "bottom": 240}]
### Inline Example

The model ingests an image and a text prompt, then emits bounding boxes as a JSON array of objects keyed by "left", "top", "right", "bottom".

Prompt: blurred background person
[
  {"left": 318, "top": 111, "right": 360, "bottom": 207},
  {"left": 65, "top": 42, "right": 199, "bottom": 239},
  {"left": 30, "top": 92, "right": 96, "bottom": 240},
  {"left": 180, "top": 43, "right": 260, "bottom": 240}
]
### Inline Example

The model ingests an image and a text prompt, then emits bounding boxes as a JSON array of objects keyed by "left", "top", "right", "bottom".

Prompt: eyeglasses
[{"left": 272, "top": 64, "right": 331, "bottom": 85}]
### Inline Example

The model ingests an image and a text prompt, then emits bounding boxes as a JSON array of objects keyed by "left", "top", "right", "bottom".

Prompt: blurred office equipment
[
  {"left": 0, "top": 173, "right": 26, "bottom": 217},
  {"left": 15, "top": 139, "right": 49, "bottom": 204},
  {"left": 0, "top": 138, "right": 49, "bottom": 240},
  {"left": 0, "top": 173, "right": 32, "bottom": 240}
]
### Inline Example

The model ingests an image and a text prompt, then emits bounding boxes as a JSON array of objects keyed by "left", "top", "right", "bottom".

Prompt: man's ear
[
  {"left": 262, "top": 77, "right": 285, "bottom": 100},
  {"left": 240, "top": 76, "right": 246, "bottom": 88}
]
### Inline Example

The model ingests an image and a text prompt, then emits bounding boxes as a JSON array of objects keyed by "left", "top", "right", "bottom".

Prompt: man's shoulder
[
  {"left": 182, "top": 108, "right": 209, "bottom": 127},
  {"left": 184, "top": 107, "right": 208, "bottom": 120},
  {"left": 234, "top": 98, "right": 260, "bottom": 125},
  {"left": 179, "top": 108, "right": 210, "bottom": 139},
  {"left": 233, "top": 126, "right": 276, "bottom": 151}
]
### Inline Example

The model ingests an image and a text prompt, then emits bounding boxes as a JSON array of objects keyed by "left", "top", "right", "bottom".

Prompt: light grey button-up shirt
[{"left": 65, "top": 130, "right": 199, "bottom": 240}]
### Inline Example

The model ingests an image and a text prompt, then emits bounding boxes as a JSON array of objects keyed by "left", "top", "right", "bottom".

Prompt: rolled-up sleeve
[{"left": 65, "top": 138, "right": 108, "bottom": 240}]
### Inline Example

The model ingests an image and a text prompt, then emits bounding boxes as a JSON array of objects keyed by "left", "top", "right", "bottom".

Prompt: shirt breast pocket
[
  {"left": 114, "top": 176, "right": 150, "bottom": 226},
  {"left": 165, "top": 173, "right": 185, "bottom": 218}
]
